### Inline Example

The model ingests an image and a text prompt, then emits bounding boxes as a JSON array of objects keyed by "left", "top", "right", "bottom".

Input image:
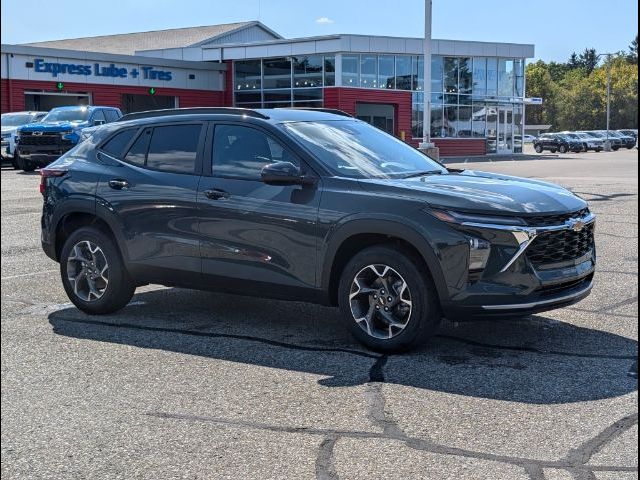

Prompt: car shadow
[{"left": 48, "top": 287, "right": 638, "bottom": 405}]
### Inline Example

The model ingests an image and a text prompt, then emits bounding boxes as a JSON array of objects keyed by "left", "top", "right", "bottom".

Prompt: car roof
[
  {"left": 2, "top": 111, "right": 47, "bottom": 115},
  {"left": 49, "top": 105, "right": 118, "bottom": 112},
  {"left": 117, "top": 107, "right": 352, "bottom": 126}
]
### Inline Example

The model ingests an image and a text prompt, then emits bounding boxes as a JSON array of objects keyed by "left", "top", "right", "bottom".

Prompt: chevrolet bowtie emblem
[{"left": 568, "top": 218, "right": 585, "bottom": 232}]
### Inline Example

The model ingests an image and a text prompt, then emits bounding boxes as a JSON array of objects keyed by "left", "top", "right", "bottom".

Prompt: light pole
[
  {"left": 419, "top": 0, "right": 438, "bottom": 157},
  {"left": 597, "top": 53, "right": 614, "bottom": 151}
]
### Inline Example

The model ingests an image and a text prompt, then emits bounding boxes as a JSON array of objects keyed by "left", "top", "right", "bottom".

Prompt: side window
[
  {"left": 101, "top": 129, "right": 137, "bottom": 158},
  {"left": 146, "top": 124, "right": 202, "bottom": 174},
  {"left": 124, "top": 128, "right": 151, "bottom": 166},
  {"left": 212, "top": 125, "right": 298, "bottom": 180},
  {"left": 92, "top": 110, "right": 106, "bottom": 124},
  {"left": 104, "top": 109, "right": 120, "bottom": 123}
]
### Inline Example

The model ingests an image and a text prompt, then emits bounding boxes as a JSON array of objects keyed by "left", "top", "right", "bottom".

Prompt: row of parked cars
[
  {"left": 1, "top": 106, "right": 122, "bottom": 171},
  {"left": 533, "top": 130, "right": 638, "bottom": 154}
]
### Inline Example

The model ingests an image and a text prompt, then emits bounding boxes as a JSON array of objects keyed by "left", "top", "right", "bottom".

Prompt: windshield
[
  {"left": 1, "top": 113, "right": 37, "bottom": 127},
  {"left": 42, "top": 108, "right": 91, "bottom": 123},
  {"left": 563, "top": 133, "right": 578, "bottom": 139},
  {"left": 587, "top": 131, "right": 605, "bottom": 138},
  {"left": 282, "top": 120, "right": 447, "bottom": 179}
]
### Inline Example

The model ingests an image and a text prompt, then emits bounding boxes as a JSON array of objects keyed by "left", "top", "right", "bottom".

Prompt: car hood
[
  {"left": 357, "top": 170, "right": 587, "bottom": 215},
  {"left": 18, "top": 121, "right": 89, "bottom": 132},
  {"left": 1, "top": 126, "right": 19, "bottom": 134}
]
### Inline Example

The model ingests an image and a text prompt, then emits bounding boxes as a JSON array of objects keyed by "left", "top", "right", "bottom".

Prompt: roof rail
[
  {"left": 275, "top": 107, "right": 353, "bottom": 118},
  {"left": 118, "top": 107, "right": 270, "bottom": 122}
]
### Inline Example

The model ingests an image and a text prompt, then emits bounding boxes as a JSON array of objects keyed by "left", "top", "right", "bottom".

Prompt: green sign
[
  {"left": 148, "top": 87, "right": 156, "bottom": 95},
  {"left": 55, "top": 82, "right": 64, "bottom": 90}
]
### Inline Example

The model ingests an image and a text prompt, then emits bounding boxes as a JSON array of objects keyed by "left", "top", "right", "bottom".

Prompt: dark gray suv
[{"left": 40, "top": 108, "right": 596, "bottom": 352}]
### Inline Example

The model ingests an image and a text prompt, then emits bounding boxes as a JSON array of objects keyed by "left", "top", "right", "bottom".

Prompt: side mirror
[
  {"left": 93, "top": 119, "right": 106, "bottom": 126},
  {"left": 261, "top": 161, "right": 311, "bottom": 185}
]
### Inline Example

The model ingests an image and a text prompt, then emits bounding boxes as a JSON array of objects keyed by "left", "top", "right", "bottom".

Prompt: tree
[
  {"left": 568, "top": 52, "right": 581, "bottom": 69},
  {"left": 525, "top": 61, "right": 559, "bottom": 127},
  {"left": 628, "top": 35, "right": 638, "bottom": 64},
  {"left": 578, "top": 48, "right": 599, "bottom": 74}
]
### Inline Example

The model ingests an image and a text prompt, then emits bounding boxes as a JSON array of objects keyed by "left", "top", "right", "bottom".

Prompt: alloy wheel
[
  {"left": 349, "top": 264, "right": 413, "bottom": 339},
  {"left": 66, "top": 240, "right": 109, "bottom": 302}
]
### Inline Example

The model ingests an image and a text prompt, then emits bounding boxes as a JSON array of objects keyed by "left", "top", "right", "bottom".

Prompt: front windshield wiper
[{"left": 402, "top": 170, "right": 444, "bottom": 179}]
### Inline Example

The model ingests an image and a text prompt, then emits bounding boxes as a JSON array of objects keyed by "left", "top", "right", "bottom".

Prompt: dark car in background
[
  {"left": 583, "top": 131, "right": 623, "bottom": 150},
  {"left": 40, "top": 108, "right": 596, "bottom": 352},
  {"left": 1, "top": 111, "right": 48, "bottom": 168},
  {"left": 617, "top": 129, "right": 637, "bottom": 140},
  {"left": 533, "top": 133, "right": 583, "bottom": 153},
  {"left": 606, "top": 130, "right": 636, "bottom": 149},
  {"left": 560, "top": 131, "right": 604, "bottom": 152},
  {"left": 16, "top": 105, "right": 122, "bottom": 171}
]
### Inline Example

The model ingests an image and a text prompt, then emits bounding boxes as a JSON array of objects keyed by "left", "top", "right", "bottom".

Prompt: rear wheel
[
  {"left": 60, "top": 226, "right": 135, "bottom": 314},
  {"left": 559, "top": 145, "right": 568, "bottom": 154},
  {"left": 338, "top": 245, "right": 440, "bottom": 353},
  {"left": 550, "top": 148, "right": 557, "bottom": 153}
]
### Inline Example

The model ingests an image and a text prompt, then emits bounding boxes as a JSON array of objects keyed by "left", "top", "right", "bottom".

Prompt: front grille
[
  {"left": 523, "top": 208, "right": 590, "bottom": 227},
  {"left": 19, "top": 132, "right": 63, "bottom": 146},
  {"left": 526, "top": 222, "right": 595, "bottom": 267},
  {"left": 536, "top": 274, "right": 594, "bottom": 296}
]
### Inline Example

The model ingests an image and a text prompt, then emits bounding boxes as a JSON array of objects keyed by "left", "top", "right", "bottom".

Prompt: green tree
[
  {"left": 525, "top": 61, "right": 559, "bottom": 127},
  {"left": 628, "top": 35, "right": 638, "bottom": 63},
  {"left": 578, "top": 48, "right": 599, "bottom": 74}
]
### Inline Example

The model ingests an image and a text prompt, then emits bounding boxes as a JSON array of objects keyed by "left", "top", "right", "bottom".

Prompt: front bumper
[
  {"left": 17, "top": 144, "right": 74, "bottom": 165},
  {"left": 439, "top": 212, "right": 596, "bottom": 320}
]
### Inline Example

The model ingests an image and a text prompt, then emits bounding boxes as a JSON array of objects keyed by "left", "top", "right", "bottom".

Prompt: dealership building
[{"left": 1, "top": 21, "right": 534, "bottom": 156}]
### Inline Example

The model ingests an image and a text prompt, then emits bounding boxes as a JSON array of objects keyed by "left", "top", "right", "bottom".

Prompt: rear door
[
  {"left": 95, "top": 122, "right": 206, "bottom": 284},
  {"left": 197, "top": 122, "right": 321, "bottom": 291}
]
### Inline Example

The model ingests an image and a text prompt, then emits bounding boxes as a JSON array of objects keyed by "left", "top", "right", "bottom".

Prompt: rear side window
[
  {"left": 125, "top": 128, "right": 151, "bottom": 166},
  {"left": 101, "top": 129, "right": 137, "bottom": 158},
  {"left": 92, "top": 110, "right": 106, "bottom": 123},
  {"left": 104, "top": 109, "right": 120, "bottom": 122},
  {"left": 146, "top": 124, "right": 202, "bottom": 174}
]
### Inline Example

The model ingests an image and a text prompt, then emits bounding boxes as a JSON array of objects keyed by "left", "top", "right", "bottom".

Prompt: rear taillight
[{"left": 39, "top": 168, "right": 67, "bottom": 195}]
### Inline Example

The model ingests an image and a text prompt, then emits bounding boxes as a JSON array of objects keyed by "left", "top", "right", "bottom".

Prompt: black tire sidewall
[
  {"left": 535, "top": 145, "right": 543, "bottom": 153},
  {"left": 337, "top": 246, "right": 439, "bottom": 353},
  {"left": 60, "top": 227, "right": 134, "bottom": 314}
]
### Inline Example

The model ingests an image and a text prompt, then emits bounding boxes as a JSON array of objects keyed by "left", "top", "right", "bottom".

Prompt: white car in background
[
  {"left": 1, "top": 111, "right": 48, "bottom": 168},
  {"left": 523, "top": 134, "right": 537, "bottom": 143}
]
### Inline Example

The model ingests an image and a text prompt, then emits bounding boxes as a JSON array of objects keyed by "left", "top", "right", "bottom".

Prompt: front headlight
[{"left": 426, "top": 209, "right": 527, "bottom": 227}]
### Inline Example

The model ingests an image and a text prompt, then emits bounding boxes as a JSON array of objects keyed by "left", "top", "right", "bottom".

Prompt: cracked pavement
[{"left": 1, "top": 149, "right": 638, "bottom": 479}]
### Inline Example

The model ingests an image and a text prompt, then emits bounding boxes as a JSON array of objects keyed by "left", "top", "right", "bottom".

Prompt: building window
[
  {"left": 263, "top": 57, "right": 291, "bottom": 89},
  {"left": 472, "top": 57, "right": 487, "bottom": 97},
  {"left": 342, "top": 55, "right": 359, "bottom": 87},
  {"left": 324, "top": 56, "right": 336, "bottom": 87},
  {"left": 293, "top": 88, "right": 323, "bottom": 102},
  {"left": 472, "top": 103, "right": 486, "bottom": 138},
  {"left": 411, "top": 101, "right": 423, "bottom": 139},
  {"left": 497, "top": 58, "right": 514, "bottom": 97},
  {"left": 293, "top": 55, "right": 323, "bottom": 88},
  {"left": 235, "top": 60, "right": 261, "bottom": 90},
  {"left": 444, "top": 105, "right": 458, "bottom": 137},
  {"left": 263, "top": 90, "right": 292, "bottom": 103},
  {"left": 514, "top": 59, "right": 524, "bottom": 98},
  {"left": 444, "top": 57, "right": 459, "bottom": 93},
  {"left": 360, "top": 55, "right": 377, "bottom": 88},
  {"left": 430, "top": 103, "right": 443, "bottom": 138},
  {"left": 395, "top": 56, "right": 412, "bottom": 90},
  {"left": 458, "top": 105, "right": 473, "bottom": 137},
  {"left": 486, "top": 58, "right": 498, "bottom": 96},
  {"left": 412, "top": 55, "right": 424, "bottom": 91},
  {"left": 458, "top": 58, "right": 473, "bottom": 95},
  {"left": 431, "top": 55, "right": 443, "bottom": 95},
  {"left": 377, "top": 55, "right": 395, "bottom": 89}
]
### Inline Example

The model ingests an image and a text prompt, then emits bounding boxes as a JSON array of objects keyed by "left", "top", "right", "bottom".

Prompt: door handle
[
  {"left": 204, "top": 189, "right": 230, "bottom": 200},
  {"left": 108, "top": 179, "right": 129, "bottom": 190}
]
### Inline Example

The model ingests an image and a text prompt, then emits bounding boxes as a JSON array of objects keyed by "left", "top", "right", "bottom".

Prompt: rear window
[
  {"left": 101, "top": 129, "right": 137, "bottom": 157},
  {"left": 104, "top": 109, "right": 120, "bottom": 122},
  {"left": 146, "top": 124, "right": 202, "bottom": 174}
]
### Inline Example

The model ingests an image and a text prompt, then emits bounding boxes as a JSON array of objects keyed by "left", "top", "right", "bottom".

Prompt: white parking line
[{"left": 1, "top": 269, "right": 58, "bottom": 280}]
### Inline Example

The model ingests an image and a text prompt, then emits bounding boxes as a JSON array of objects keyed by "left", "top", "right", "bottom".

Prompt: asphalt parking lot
[{"left": 1, "top": 148, "right": 637, "bottom": 480}]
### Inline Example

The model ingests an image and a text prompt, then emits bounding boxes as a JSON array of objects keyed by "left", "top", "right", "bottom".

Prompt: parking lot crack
[{"left": 315, "top": 435, "right": 339, "bottom": 480}]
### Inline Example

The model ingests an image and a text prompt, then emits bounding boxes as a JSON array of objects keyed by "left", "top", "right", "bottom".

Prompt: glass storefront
[{"left": 233, "top": 53, "right": 525, "bottom": 152}]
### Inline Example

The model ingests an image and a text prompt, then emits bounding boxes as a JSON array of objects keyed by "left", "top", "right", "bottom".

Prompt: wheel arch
[{"left": 321, "top": 218, "right": 448, "bottom": 307}]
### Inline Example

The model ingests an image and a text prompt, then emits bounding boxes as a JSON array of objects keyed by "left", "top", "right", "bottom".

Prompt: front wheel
[
  {"left": 559, "top": 145, "right": 568, "bottom": 154},
  {"left": 534, "top": 144, "right": 543, "bottom": 153},
  {"left": 60, "top": 227, "right": 135, "bottom": 315},
  {"left": 338, "top": 245, "right": 440, "bottom": 353}
]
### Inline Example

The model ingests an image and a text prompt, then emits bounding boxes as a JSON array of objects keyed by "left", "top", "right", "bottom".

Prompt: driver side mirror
[{"left": 261, "top": 161, "right": 313, "bottom": 186}]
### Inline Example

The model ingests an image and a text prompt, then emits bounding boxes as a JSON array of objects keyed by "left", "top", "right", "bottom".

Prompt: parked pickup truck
[
  {"left": 1, "top": 111, "right": 48, "bottom": 168},
  {"left": 15, "top": 106, "right": 122, "bottom": 171}
]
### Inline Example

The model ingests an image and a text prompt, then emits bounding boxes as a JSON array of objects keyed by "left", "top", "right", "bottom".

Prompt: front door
[
  {"left": 197, "top": 123, "right": 321, "bottom": 292},
  {"left": 496, "top": 108, "right": 513, "bottom": 154}
]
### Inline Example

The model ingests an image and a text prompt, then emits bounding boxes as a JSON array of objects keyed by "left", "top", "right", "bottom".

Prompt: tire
[
  {"left": 596, "top": 148, "right": 602, "bottom": 152},
  {"left": 534, "top": 144, "right": 543, "bottom": 153},
  {"left": 582, "top": 143, "right": 588, "bottom": 152},
  {"left": 559, "top": 145, "right": 568, "bottom": 154},
  {"left": 60, "top": 226, "right": 135, "bottom": 315},
  {"left": 550, "top": 149, "right": 557, "bottom": 153},
  {"left": 10, "top": 155, "right": 18, "bottom": 169},
  {"left": 337, "top": 245, "right": 440, "bottom": 353},
  {"left": 613, "top": 146, "right": 619, "bottom": 151},
  {"left": 21, "top": 158, "right": 36, "bottom": 172}
]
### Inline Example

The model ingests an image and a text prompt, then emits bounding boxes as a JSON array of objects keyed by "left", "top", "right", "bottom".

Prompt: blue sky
[{"left": 1, "top": 0, "right": 637, "bottom": 62}]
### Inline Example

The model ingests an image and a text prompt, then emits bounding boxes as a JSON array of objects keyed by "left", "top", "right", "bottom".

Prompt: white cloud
[{"left": 316, "top": 17, "right": 334, "bottom": 24}]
